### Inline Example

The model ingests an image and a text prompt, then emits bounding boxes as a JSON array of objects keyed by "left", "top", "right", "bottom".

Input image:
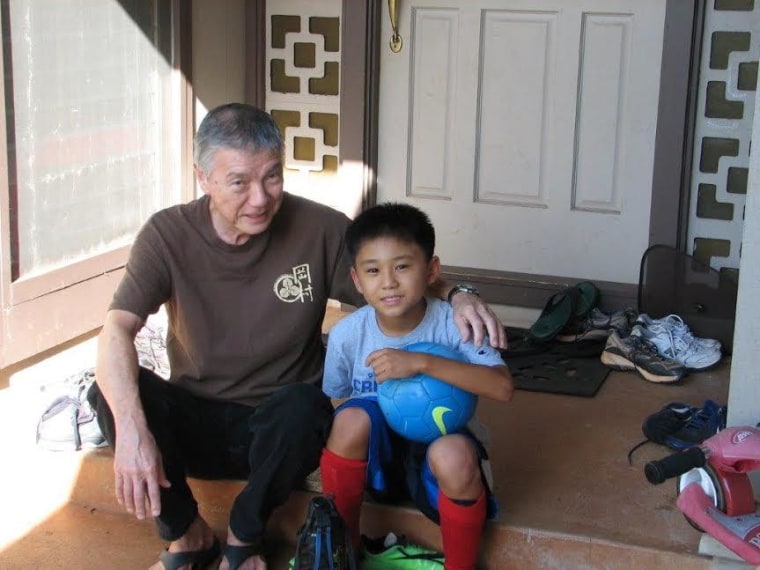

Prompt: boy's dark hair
[{"left": 346, "top": 203, "right": 436, "bottom": 262}]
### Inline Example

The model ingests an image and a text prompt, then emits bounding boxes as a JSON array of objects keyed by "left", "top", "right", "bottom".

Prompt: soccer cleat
[
  {"left": 601, "top": 329, "right": 685, "bottom": 383},
  {"left": 360, "top": 533, "right": 444, "bottom": 570},
  {"left": 556, "top": 307, "right": 637, "bottom": 343},
  {"left": 631, "top": 320, "right": 721, "bottom": 371}
]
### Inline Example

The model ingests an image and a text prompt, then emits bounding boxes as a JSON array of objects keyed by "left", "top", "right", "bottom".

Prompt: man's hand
[
  {"left": 366, "top": 348, "right": 425, "bottom": 383},
  {"left": 451, "top": 292, "right": 507, "bottom": 349},
  {"left": 113, "top": 425, "right": 171, "bottom": 520}
]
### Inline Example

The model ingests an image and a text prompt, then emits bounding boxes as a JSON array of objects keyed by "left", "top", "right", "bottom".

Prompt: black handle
[{"left": 644, "top": 447, "right": 707, "bottom": 485}]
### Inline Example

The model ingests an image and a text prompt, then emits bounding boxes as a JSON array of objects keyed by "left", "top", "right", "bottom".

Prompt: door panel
[
  {"left": 476, "top": 11, "right": 556, "bottom": 208},
  {"left": 378, "top": 0, "right": 666, "bottom": 284}
]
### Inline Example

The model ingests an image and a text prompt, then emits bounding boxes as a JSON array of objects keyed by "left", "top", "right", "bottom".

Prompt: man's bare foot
[
  {"left": 148, "top": 515, "right": 218, "bottom": 570},
  {"left": 219, "top": 527, "right": 267, "bottom": 570}
]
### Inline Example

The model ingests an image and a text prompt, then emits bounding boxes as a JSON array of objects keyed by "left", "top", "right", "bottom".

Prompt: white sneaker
[
  {"left": 636, "top": 314, "right": 721, "bottom": 351},
  {"left": 631, "top": 322, "right": 721, "bottom": 370}
]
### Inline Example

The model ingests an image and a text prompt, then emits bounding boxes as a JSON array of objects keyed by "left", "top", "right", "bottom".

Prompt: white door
[{"left": 377, "top": 0, "right": 666, "bottom": 284}]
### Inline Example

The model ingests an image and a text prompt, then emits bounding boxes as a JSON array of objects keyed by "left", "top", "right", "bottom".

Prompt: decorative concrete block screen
[
  {"left": 266, "top": 0, "right": 341, "bottom": 210},
  {"left": 687, "top": 0, "right": 759, "bottom": 279}
]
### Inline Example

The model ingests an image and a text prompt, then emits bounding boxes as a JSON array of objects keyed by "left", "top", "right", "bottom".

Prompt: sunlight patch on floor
[
  {"left": 0, "top": 335, "right": 98, "bottom": 550},
  {"left": 0, "top": 385, "right": 87, "bottom": 550}
]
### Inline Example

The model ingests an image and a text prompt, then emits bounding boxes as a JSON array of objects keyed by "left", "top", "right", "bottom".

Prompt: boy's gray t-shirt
[{"left": 323, "top": 297, "right": 506, "bottom": 399}]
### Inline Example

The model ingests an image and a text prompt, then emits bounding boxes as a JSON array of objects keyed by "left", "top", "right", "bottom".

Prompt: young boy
[{"left": 320, "top": 203, "right": 514, "bottom": 570}]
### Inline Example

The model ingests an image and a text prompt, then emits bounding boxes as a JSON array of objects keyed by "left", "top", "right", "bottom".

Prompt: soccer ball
[{"left": 377, "top": 342, "right": 478, "bottom": 443}]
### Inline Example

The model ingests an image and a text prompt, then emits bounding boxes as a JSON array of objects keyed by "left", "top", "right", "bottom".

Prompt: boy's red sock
[
  {"left": 319, "top": 448, "right": 367, "bottom": 550},
  {"left": 438, "top": 490, "right": 487, "bottom": 570}
]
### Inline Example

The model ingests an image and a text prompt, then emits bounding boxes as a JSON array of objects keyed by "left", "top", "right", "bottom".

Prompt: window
[{"left": 0, "top": 0, "right": 189, "bottom": 367}]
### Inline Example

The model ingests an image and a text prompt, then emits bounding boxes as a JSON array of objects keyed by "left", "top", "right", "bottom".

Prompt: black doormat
[{"left": 500, "top": 327, "right": 610, "bottom": 397}]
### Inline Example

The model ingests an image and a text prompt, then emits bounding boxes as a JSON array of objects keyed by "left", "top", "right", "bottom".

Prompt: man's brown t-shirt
[{"left": 110, "top": 193, "right": 362, "bottom": 406}]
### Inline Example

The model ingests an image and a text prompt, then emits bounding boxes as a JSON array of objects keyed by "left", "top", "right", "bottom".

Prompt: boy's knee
[
  {"left": 333, "top": 407, "right": 371, "bottom": 435},
  {"left": 327, "top": 407, "right": 371, "bottom": 455},
  {"left": 428, "top": 435, "right": 479, "bottom": 479}
]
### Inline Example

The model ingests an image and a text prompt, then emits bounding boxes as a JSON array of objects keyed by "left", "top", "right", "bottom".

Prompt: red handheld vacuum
[{"left": 645, "top": 425, "right": 760, "bottom": 565}]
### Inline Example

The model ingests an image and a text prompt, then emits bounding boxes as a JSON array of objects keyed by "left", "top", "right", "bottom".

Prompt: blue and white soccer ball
[{"left": 377, "top": 342, "right": 478, "bottom": 444}]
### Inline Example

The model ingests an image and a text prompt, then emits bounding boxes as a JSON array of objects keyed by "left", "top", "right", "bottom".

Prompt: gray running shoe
[
  {"left": 631, "top": 321, "right": 721, "bottom": 370},
  {"left": 636, "top": 313, "right": 721, "bottom": 351},
  {"left": 556, "top": 307, "right": 637, "bottom": 343},
  {"left": 601, "top": 329, "right": 686, "bottom": 383}
]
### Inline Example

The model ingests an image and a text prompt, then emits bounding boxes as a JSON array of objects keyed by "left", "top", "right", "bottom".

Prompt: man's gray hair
[{"left": 194, "top": 103, "right": 284, "bottom": 173}]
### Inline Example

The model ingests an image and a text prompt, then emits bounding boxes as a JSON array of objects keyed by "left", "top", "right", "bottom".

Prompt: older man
[{"left": 89, "top": 103, "right": 506, "bottom": 570}]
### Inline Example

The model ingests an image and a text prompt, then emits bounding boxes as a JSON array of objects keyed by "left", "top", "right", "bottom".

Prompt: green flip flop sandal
[
  {"left": 572, "top": 281, "right": 600, "bottom": 320},
  {"left": 528, "top": 286, "right": 580, "bottom": 342},
  {"left": 528, "top": 281, "right": 600, "bottom": 342}
]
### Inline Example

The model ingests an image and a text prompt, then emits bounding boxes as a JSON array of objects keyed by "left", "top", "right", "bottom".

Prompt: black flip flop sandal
[
  {"left": 222, "top": 539, "right": 264, "bottom": 570},
  {"left": 158, "top": 537, "right": 221, "bottom": 570}
]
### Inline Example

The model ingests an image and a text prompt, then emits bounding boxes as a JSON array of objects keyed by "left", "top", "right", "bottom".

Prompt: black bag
[{"left": 292, "top": 495, "right": 357, "bottom": 570}]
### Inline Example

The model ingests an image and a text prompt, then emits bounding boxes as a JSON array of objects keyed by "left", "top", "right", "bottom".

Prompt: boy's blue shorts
[{"left": 334, "top": 396, "right": 498, "bottom": 523}]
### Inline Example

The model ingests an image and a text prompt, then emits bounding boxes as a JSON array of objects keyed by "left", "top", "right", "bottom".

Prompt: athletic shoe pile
[
  {"left": 556, "top": 307, "right": 637, "bottom": 343},
  {"left": 631, "top": 314, "right": 722, "bottom": 370},
  {"left": 600, "top": 313, "right": 722, "bottom": 382}
]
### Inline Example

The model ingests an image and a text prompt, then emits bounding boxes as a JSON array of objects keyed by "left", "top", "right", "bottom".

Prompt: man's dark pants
[{"left": 87, "top": 368, "right": 334, "bottom": 543}]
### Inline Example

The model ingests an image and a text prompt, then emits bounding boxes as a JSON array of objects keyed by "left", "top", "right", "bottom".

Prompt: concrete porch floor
[{"left": 0, "top": 307, "right": 751, "bottom": 569}]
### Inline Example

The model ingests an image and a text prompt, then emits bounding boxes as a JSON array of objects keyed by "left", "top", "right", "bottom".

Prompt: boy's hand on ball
[{"left": 367, "top": 348, "right": 425, "bottom": 383}]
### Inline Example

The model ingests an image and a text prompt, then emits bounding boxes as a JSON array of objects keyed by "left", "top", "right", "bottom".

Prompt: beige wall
[{"left": 192, "top": 0, "right": 247, "bottom": 197}]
